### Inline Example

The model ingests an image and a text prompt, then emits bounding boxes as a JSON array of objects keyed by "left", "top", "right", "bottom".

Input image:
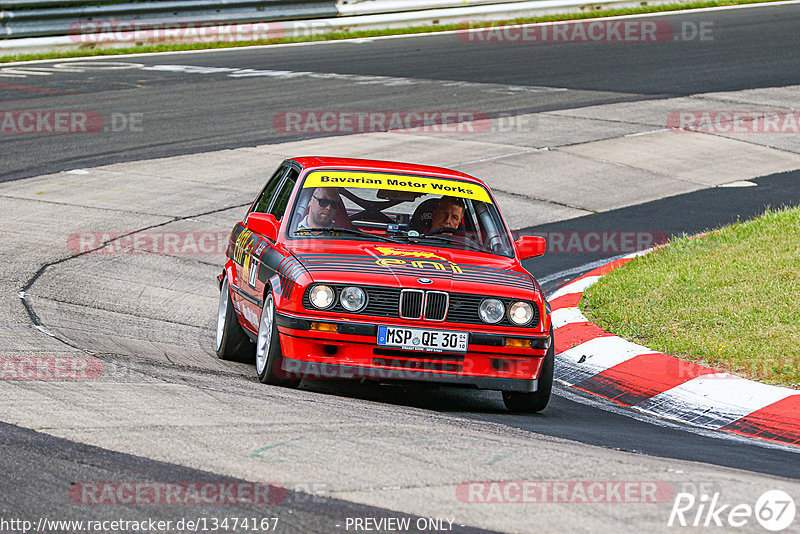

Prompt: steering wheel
[{"left": 426, "top": 226, "right": 458, "bottom": 236}]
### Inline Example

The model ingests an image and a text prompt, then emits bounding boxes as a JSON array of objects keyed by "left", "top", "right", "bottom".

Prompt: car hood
[{"left": 287, "top": 240, "right": 539, "bottom": 299}]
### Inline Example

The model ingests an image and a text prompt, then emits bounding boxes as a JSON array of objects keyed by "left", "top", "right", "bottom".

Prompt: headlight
[
  {"left": 309, "top": 285, "right": 335, "bottom": 309},
  {"left": 339, "top": 286, "right": 366, "bottom": 312},
  {"left": 479, "top": 298, "right": 505, "bottom": 324},
  {"left": 508, "top": 301, "right": 534, "bottom": 325}
]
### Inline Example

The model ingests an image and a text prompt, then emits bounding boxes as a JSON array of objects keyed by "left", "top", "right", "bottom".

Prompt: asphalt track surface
[
  {"left": 2, "top": 4, "right": 800, "bottom": 181},
  {"left": 2, "top": 3, "right": 800, "bottom": 532}
]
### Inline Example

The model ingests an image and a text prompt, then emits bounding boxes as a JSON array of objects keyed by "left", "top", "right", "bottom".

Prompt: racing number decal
[{"left": 248, "top": 257, "right": 258, "bottom": 289}]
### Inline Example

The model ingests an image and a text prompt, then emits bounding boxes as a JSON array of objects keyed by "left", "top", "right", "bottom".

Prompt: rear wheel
[
  {"left": 255, "top": 292, "right": 300, "bottom": 388},
  {"left": 502, "top": 327, "right": 554, "bottom": 413},
  {"left": 216, "top": 277, "right": 254, "bottom": 363}
]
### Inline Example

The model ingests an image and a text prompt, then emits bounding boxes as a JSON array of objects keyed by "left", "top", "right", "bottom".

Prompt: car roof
[{"left": 288, "top": 156, "right": 487, "bottom": 186}]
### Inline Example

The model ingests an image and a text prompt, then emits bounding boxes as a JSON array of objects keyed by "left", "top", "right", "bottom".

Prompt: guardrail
[
  {"left": 0, "top": 0, "right": 675, "bottom": 55},
  {"left": 337, "top": 0, "right": 536, "bottom": 16},
  {"left": 0, "top": 0, "right": 339, "bottom": 39}
]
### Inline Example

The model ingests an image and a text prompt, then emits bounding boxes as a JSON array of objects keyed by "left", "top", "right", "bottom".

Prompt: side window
[
  {"left": 250, "top": 165, "right": 289, "bottom": 214},
  {"left": 269, "top": 168, "right": 299, "bottom": 220}
]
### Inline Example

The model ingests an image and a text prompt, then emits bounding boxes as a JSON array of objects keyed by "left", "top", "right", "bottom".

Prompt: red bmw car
[{"left": 216, "top": 157, "right": 553, "bottom": 412}]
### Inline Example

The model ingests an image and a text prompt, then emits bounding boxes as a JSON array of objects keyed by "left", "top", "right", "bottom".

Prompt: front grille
[
  {"left": 425, "top": 291, "right": 448, "bottom": 321},
  {"left": 399, "top": 289, "right": 424, "bottom": 319}
]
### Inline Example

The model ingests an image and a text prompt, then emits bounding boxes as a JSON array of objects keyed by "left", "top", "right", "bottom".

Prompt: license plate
[{"left": 377, "top": 326, "right": 468, "bottom": 353}]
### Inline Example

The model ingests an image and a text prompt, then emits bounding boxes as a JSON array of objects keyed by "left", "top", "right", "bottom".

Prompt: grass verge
[
  {"left": 0, "top": 0, "right": 787, "bottom": 63},
  {"left": 581, "top": 206, "right": 800, "bottom": 389}
]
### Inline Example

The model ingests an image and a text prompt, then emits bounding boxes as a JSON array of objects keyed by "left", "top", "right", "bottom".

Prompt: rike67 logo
[{"left": 668, "top": 490, "right": 795, "bottom": 531}]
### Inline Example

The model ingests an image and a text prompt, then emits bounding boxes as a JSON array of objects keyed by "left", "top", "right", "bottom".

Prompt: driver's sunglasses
[{"left": 312, "top": 195, "right": 336, "bottom": 208}]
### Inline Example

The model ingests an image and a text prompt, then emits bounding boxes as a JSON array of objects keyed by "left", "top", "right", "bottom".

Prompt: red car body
[{"left": 216, "top": 157, "right": 553, "bottom": 412}]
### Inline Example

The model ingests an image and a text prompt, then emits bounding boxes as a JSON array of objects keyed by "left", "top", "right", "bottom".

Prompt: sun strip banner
[{"left": 302, "top": 170, "right": 492, "bottom": 203}]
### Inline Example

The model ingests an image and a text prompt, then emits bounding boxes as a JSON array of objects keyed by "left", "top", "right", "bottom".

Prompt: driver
[
  {"left": 427, "top": 196, "right": 464, "bottom": 234},
  {"left": 297, "top": 187, "right": 342, "bottom": 230}
]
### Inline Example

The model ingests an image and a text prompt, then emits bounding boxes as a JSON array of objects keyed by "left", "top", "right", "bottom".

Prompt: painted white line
[
  {"left": 538, "top": 253, "right": 630, "bottom": 286},
  {"left": 639, "top": 374, "right": 797, "bottom": 429},
  {"left": 718, "top": 180, "right": 758, "bottom": 187},
  {"left": 551, "top": 306, "right": 588, "bottom": 327},
  {"left": 2, "top": 0, "right": 800, "bottom": 66},
  {"left": 0, "top": 60, "right": 566, "bottom": 94},
  {"left": 455, "top": 147, "right": 548, "bottom": 166},
  {"left": 623, "top": 128, "right": 669, "bottom": 137},
  {"left": 548, "top": 275, "right": 600, "bottom": 300}
]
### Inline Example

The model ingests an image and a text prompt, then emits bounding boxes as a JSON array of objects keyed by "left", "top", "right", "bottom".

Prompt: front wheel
[
  {"left": 502, "top": 327, "right": 554, "bottom": 413},
  {"left": 216, "top": 277, "right": 254, "bottom": 363},
  {"left": 255, "top": 292, "right": 300, "bottom": 388}
]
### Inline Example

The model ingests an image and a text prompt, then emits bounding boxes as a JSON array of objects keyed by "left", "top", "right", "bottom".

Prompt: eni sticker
[
  {"left": 375, "top": 257, "right": 463, "bottom": 274},
  {"left": 302, "top": 171, "right": 492, "bottom": 203}
]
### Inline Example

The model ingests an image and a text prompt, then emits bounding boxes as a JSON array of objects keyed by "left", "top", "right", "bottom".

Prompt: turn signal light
[
  {"left": 311, "top": 322, "right": 337, "bottom": 332},
  {"left": 504, "top": 338, "right": 532, "bottom": 348}
]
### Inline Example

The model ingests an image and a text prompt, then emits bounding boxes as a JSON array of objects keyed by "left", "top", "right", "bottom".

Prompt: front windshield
[{"left": 288, "top": 169, "right": 514, "bottom": 257}]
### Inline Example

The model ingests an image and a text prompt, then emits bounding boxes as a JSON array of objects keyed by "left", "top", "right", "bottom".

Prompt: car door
[
  {"left": 230, "top": 163, "right": 290, "bottom": 330},
  {"left": 232, "top": 164, "right": 300, "bottom": 331}
]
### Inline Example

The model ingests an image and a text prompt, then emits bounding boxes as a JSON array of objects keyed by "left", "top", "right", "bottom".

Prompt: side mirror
[
  {"left": 246, "top": 213, "right": 279, "bottom": 242},
  {"left": 515, "top": 235, "right": 546, "bottom": 260}
]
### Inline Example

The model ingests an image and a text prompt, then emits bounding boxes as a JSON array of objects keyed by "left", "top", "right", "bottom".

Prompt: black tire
[
  {"left": 215, "top": 277, "right": 255, "bottom": 363},
  {"left": 502, "top": 326, "right": 554, "bottom": 413},
  {"left": 255, "top": 292, "right": 300, "bottom": 388}
]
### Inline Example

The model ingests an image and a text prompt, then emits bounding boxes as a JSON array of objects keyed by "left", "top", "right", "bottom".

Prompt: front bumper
[{"left": 275, "top": 312, "right": 549, "bottom": 392}]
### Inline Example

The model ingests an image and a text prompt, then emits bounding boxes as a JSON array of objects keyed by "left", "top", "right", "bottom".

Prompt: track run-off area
[{"left": 2, "top": 4, "right": 800, "bottom": 533}]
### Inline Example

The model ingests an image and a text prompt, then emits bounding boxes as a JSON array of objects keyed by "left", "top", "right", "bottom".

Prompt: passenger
[{"left": 427, "top": 196, "right": 465, "bottom": 234}]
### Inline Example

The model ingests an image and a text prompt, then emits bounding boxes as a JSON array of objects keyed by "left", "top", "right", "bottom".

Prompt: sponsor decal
[
  {"left": 375, "top": 257, "right": 463, "bottom": 274},
  {"left": 302, "top": 171, "right": 493, "bottom": 203},
  {"left": 373, "top": 246, "right": 446, "bottom": 261},
  {"left": 297, "top": 254, "right": 536, "bottom": 292}
]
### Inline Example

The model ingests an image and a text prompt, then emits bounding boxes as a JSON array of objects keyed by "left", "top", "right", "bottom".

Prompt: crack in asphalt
[{"left": 17, "top": 201, "right": 250, "bottom": 348}]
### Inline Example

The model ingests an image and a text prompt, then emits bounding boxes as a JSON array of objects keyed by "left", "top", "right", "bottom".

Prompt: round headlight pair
[
  {"left": 309, "top": 285, "right": 366, "bottom": 312},
  {"left": 478, "top": 298, "right": 535, "bottom": 326}
]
